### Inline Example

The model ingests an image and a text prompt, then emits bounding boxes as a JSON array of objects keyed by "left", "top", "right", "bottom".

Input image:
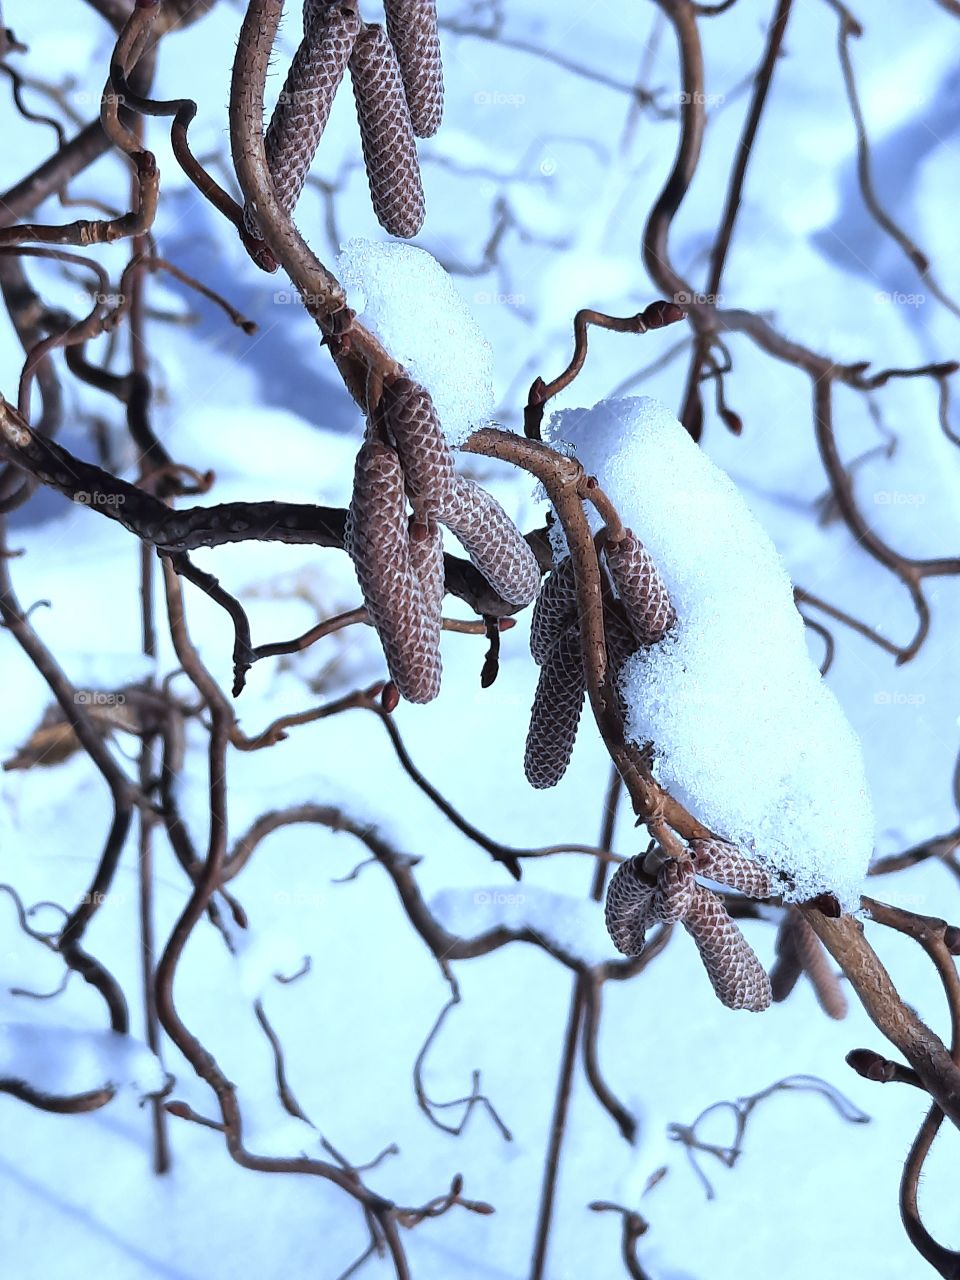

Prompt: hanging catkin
[
  {"left": 408, "top": 517, "right": 445, "bottom": 634},
  {"left": 345, "top": 437, "right": 441, "bottom": 703},
  {"left": 651, "top": 858, "right": 696, "bottom": 923},
  {"left": 683, "top": 883, "right": 772, "bottom": 1011},
  {"left": 383, "top": 0, "right": 444, "bottom": 138},
  {"left": 440, "top": 476, "right": 540, "bottom": 607},
  {"left": 605, "top": 856, "right": 657, "bottom": 956},
  {"left": 523, "top": 625, "right": 586, "bottom": 790},
  {"left": 603, "top": 530, "right": 677, "bottom": 645},
  {"left": 244, "top": 0, "right": 360, "bottom": 235},
  {"left": 380, "top": 376, "right": 457, "bottom": 516},
  {"left": 771, "top": 908, "right": 847, "bottom": 1019},
  {"left": 349, "top": 23, "right": 426, "bottom": 238},
  {"left": 529, "top": 557, "right": 578, "bottom": 665},
  {"left": 604, "top": 847, "right": 772, "bottom": 1010},
  {"left": 690, "top": 839, "right": 773, "bottom": 899}
]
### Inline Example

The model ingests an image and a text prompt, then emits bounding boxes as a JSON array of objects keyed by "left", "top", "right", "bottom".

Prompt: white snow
[
  {"left": 547, "top": 396, "right": 874, "bottom": 908},
  {"left": 338, "top": 239, "right": 495, "bottom": 445},
  {"left": 0, "top": 1023, "right": 166, "bottom": 1098},
  {"left": 430, "top": 884, "right": 612, "bottom": 965},
  {"left": 230, "top": 922, "right": 311, "bottom": 1000},
  {"left": 0, "top": 3, "right": 956, "bottom": 1278}
]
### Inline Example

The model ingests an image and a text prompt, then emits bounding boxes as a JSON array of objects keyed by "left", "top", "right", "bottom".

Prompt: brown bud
[
  {"left": 642, "top": 300, "right": 685, "bottom": 329},
  {"left": 720, "top": 407, "right": 743, "bottom": 436},
  {"left": 846, "top": 1048, "right": 896, "bottom": 1082}
]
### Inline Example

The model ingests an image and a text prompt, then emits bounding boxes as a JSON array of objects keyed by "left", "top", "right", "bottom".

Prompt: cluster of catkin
[
  {"left": 344, "top": 375, "right": 540, "bottom": 702},
  {"left": 605, "top": 839, "right": 774, "bottom": 1012},
  {"left": 245, "top": 0, "right": 442, "bottom": 240},
  {"left": 524, "top": 530, "right": 676, "bottom": 789}
]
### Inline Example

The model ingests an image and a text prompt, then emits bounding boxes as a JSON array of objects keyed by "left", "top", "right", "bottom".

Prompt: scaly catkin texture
[
  {"left": 690, "top": 839, "right": 773, "bottom": 899},
  {"left": 524, "top": 563, "right": 645, "bottom": 791},
  {"left": 524, "top": 624, "right": 585, "bottom": 790},
  {"left": 604, "top": 850, "right": 771, "bottom": 1010},
  {"left": 605, "top": 856, "right": 658, "bottom": 955},
  {"left": 683, "top": 883, "right": 772, "bottom": 1012},
  {"left": 651, "top": 858, "right": 696, "bottom": 924},
  {"left": 349, "top": 24, "right": 426, "bottom": 238},
  {"left": 603, "top": 530, "right": 677, "bottom": 645},
  {"left": 244, "top": 1, "right": 360, "bottom": 235},
  {"left": 408, "top": 517, "right": 445, "bottom": 633},
  {"left": 441, "top": 476, "right": 540, "bottom": 607},
  {"left": 345, "top": 437, "right": 441, "bottom": 703},
  {"left": 529, "top": 557, "right": 577, "bottom": 665},
  {"left": 380, "top": 376, "right": 457, "bottom": 516},
  {"left": 383, "top": 0, "right": 444, "bottom": 138}
]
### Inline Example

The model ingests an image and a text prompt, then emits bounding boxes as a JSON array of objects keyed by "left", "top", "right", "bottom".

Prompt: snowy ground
[{"left": 1, "top": 1, "right": 960, "bottom": 1277}]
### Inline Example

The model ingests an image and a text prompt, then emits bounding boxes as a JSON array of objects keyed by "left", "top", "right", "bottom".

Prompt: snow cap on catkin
[
  {"left": 548, "top": 396, "right": 873, "bottom": 909},
  {"left": 339, "top": 240, "right": 496, "bottom": 446}
]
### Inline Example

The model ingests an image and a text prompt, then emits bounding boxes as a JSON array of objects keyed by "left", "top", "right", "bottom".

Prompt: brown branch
[
  {"left": 803, "top": 907, "right": 960, "bottom": 1128},
  {"left": 0, "top": 1078, "right": 115, "bottom": 1113}
]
